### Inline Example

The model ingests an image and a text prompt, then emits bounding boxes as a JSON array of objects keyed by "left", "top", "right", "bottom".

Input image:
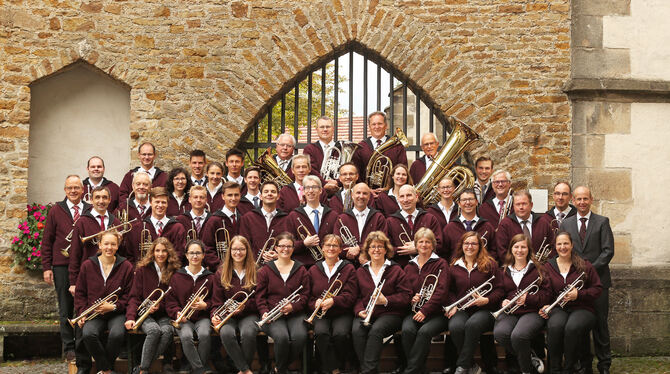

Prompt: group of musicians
[{"left": 40, "top": 112, "right": 614, "bottom": 374}]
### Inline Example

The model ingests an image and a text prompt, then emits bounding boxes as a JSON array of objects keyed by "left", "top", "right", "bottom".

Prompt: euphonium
[
  {"left": 139, "top": 221, "right": 153, "bottom": 260},
  {"left": 132, "top": 287, "right": 172, "bottom": 331},
  {"left": 305, "top": 274, "right": 343, "bottom": 324},
  {"left": 412, "top": 270, "right": 441, "bottom": 313},
  {"left": 256, "top": 229, "right": 276, "bottom": 266},
  {"left": 337, "top": 218, "right": 358, "bottom": 248},
  {"left": 296, "top": 217, "right": 324, "bottom": 262},
  {"left": 366, "top": 128, "right": 409, "bottom": 190},
  {"left": 415, "top": 119, "right": 479, "bottom": 205},
  {"left": 256, "top": 285, "right": 303, "bottom": 328},
  {"left": 253, "top": 147, "right": 292, "bottom": 188},
  {"left": 362, "top": 279, "right": 386, "bottom": 326},
  {"left": 68, "top": 286, "right": 121, "bottom": 327},
  {"left": 443, "top": 276, "right": 495, "bottom": 313},
  {"left": 215, "top": 226, "right": 230, "bottom": 261},
  {"left": 321, "top": 142, "right": 359, "bottom": 180},
  {"left": 212, "top": 290, "right": 256, "bottom": 333},
  {"left": 542, "top": 272, "right": 585, "bottom": 315},
  {"left": 172, "top": 279, "right": 209, "bottom": 329},
  {"left": 80, "top": 218, "right": 137, "bottom": 245},
  {"left": 491, "top": 277, "right": 540, "bottom": 319}
]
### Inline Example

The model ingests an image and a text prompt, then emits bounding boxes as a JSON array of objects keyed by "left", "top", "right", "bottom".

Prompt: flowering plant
[{"left": 11, "top": 203, "right": 51, "bottom": 271}]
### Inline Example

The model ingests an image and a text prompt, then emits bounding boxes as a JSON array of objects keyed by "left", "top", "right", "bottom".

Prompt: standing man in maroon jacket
[
  {"left": 274, "top": 134, "right": 296, "bottom": 180},
  {"left": 479, "top": 169, "right": 513, "bottom": 230},
  {"left": 119, "top": 142, "right": 168, "bottom": 202},
  {"left": 239, "top": 167, "right": 261, "bottom": 215},
  {"left": 176, "top": 185, "right": 211, "bottom": 242},
  {"left": 117, "top": 172, "right": 152, "bottom": 223},
  {"left": 278, "top": 154, "right": 311, "bottom": 213},
  {"left": 239, "top": 181, "right": 288, "bottom": 264},
  {"left": 189, "top": 149, "right": 207, "bottom": 186},
  {"left": 41, "top": 175, "right": 90, "bottom": 362},
  {"left": 201, "top": 182, "right": 243, "bottom": 270},
  {"left": 82, "top": 156, "right": 120, "bottom": 212},
  {"left": 474, "top": 156, "right": 495, "bottom": 204},
  {"left": 442, "top": 188, "right": 496, "bottom": 261},
  {"left": 409, "top": 132, "right": 439, "bottom": 183},
  {"left": 302, "top": 116, "right": 342, "bottom": 194},
  {"left": 225, "top": 148, "right": 245, "bottom": 187}
]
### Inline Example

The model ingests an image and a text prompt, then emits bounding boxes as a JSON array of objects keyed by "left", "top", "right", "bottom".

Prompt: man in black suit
[{"left": 560, "top": 186, "right": 614, "bottom": 374}]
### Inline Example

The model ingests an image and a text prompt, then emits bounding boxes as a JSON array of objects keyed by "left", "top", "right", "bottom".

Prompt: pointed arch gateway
[{"left": 237, "top": 41, "right": 472, "bottom": 166}]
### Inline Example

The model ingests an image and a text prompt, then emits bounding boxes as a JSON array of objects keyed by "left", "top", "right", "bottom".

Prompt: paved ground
[{"left": 1, "top": 357, "right": 670, "bottom": 374}]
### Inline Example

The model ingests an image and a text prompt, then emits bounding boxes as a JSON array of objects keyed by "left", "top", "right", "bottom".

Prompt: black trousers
[
  {"left": 546, "top": 308, "right": 595, "bottom": 373},
  {"left": 592, "top": 289, "right": 611, "bottom": 370},
  {"left": 448, "top": 310, "right": 495, "bottom": 369},
  {"left": 261, "top": 313, "right": 307, "bottom": 374},
  {"left": 493, "top": 313, "right": 545, "bottom": 373},
  {"left": 352, "top": 314, "right": 403, "bottom": 373},
  {"left": 314, "top": 313, "right": 354, "bottom": 372},
  {"left": 53, "top": 265, "right": 75, "bottom": 352},
  {"left": 401, "top": 314, "right": 449, "bottom": 374},
  {"left": 81, "top": 313, "right": 126, "bottom": 371},
  {"left": 219, "top": 314, "right": 260, "bottom": 372}
]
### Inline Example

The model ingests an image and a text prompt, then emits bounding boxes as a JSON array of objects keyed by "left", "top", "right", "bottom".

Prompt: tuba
[
  {"left": 412, "top": 270, "right": 441, "bottom": 313},
  {"left": 415, "top": 118, "right": 479, "bottom": 205},
  {"left": 366, "top": 128, "right": 409, "bottom": 190},
  {"left": 215, "top": 226, "right": 230, "bottom": 261},
  {"left": 253, "top": 147, "right": 292, "bottom": 188},
  {"left": 321, "top": 142, "right": 359, "bottom": 180}
]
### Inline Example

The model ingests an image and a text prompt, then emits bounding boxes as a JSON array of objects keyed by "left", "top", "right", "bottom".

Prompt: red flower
[{"left": 37, "top": 222, "right": 44, "bottom": 230}]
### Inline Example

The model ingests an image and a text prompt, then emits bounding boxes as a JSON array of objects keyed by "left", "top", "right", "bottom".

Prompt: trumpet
[
  {"left": 212, "top": 290, "right": 256, "bottom": 333},
  {"left": 296, "top": 217, "right": 324, "bottom": 262},
  {"left": 256, "top": 285, "right": 303, "bottom": 328},
  {"left": 542, "top": 272, "right": 585, "bottom": 315},
  {"left": 399, "top": 224, "right": 412, "bottom": 247},
  {"left": 186, "top": 221, "right": 198, "bottom": 241},
  {"left": 443, "top": 276, "right": 495, "bottom": 314},
  {"left": 412, "top": 270, "right": 441, "bottom": 313},
  {"left": 535, "top": 237, "right": 552, "bottom": 264},
  {"left": 68, "top": 286, "right": 121, "bottom": 327},
  {"left": 498, "top": 190, "right": 514, "bottom": 226},
  {"left": 132, "top": 287, "right": 172, "bottom": 331},
  {"left": 366, "top": 128, "right": 409, "bottom": 190},
  {"left": 80, "top": 218, "right": 137, "bottom": 244},
  {"left": 171, "top": 279, "right": 209, "bottom": 329},
  {"left": 118, "top": 190, "right": 135, "bottom": 226},
  {"left": 338, "top": 218, "right": 358, "bottom": 248},
  {"left": 492, "top": 277, "right": 540, "bottom": 318},
  {"left": 481, "top": 230, "right": 489, "bottom": 250},
  {"left": 215, "top": 226, "right": 230, "bottom": 261},
  {"left": 305, "top": 274, "right": 343, "bottom": 324},
  {"left": 61, "top": 220, "right": 79, "bottom": 258},
  {"left": 343, "top": 187, "right": 353, "bottom": 211},
  {"left": 256, "top": 229, "right": 276, "bottom": 266},
  {"left": 320, "top": 142, "right": 359, "bottom": 180},
  {"left": 362, "top": 279, "right": 386, "bottom": 326},
  {"left": 139, "top": 221, "right": 153, "bottom": 260}
]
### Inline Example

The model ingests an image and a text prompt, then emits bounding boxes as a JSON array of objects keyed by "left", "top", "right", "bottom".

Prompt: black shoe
[
  {"left": 76, "top": 369, "right": 90, "bottom": 374},
  {"left": 259, "top": 362, "right": 271, "bottom": 374},
  {"left": 391, "top": 367, "right": 406, "bottom": 374},
  {"left": 443, "top": 367, "right": 455, "bottom": 374},
  {"left": 598, "top": 369, "right": 609, "bottom": 374}
]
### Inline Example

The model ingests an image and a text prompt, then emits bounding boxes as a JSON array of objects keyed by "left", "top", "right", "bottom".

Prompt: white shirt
[
  {"left": 409, "top": 252, "right": 440, "bottom": 267},
  {"left": 516, "top": 214, "right": 534, "bottom": 238},
  {"left": 370, "top": 136, "right": 387, "bottom": 149},
  {"left": 150, "top": 216, "right": 170, "bottom": 233},
  {"left": 322, "top": 259, "right": 342, "bottom": 280},
  {"left": 454, "top": 258, "right": 478, "bottom": 274},
  {"left": 307, "top": 204, "right": 324, "bottom": 227},
  {"left": 235, "top": 269, "right": 245, "bottom": 281},
  {"left": 474, "top": 179, "right": 490, "bottom": 202},
  {"left": 578, "top": 211, "right": 592, "bottom": 231},
  {"left": 425, "top": 155, "right": 433, "bottom": 170},
  {"left": 222, "top": 206, "right": 237, "bottom": 221},
  {"left": 185, "top": 266, "right": 205, "bottom": 282},
  {"left": 365, "top": 259, "right": 391, "bottom": 286},
  {"left": 508, "top": 260, "right": 533, "bottom": 287},
  {"left": 400, "top": 209, "right": 416, "bottom": 224},
  {"left": 492, "top": 195, "right": 511, "bottom": 214},
  {"left": 553, "top": 206, "right": 572, "bottom": 221},
  {"left": 88, "top": 178, "right": 104, "bottom": 189},
  {"left": 227, "top": 174, "right": 243, "bottom": 184},
  {"left": 319, "top": 140, "right": 336, "bottom": 151},
  {"left": 438, "top": 201, "right": 455, "bottom": 223},
  {"left": 153, "top": 262, "right": 163, "bottom": 284},
  {"left": 190, "top": 210, "right": 207, "bottom": 221},
  {"left": 98, "top": 259, "right": 112, "bottom": 284},
  {"left": 191, "top": 175, "right": 206, "bottom": 186},
  {"left": 134, "top": 199, "right": 149, "bottom": 214},
  {"left": 245, "top": 191, "right": 261, "bottom": 207},
  {"left": 66, "top": 199, "right": 85, "bottom": 219},
  {"left": 353, "top": 207, "right": 370, "bottom": 237},
  {"left": 93, "top": 210, "right": 110, "bottom": 229},
  {"left": 172, "top": 192, "right": 184, "bottom": 206},
  {"left": 275, "top": 156, "right": 290, "bottom": 171},
  {"left": 280, "top": 272, "right": 290, "bottom": 282},
  {"left": 140, "top": 166, "right": 157, "bottom": 180},
  {"left": 293, "top": 182, "right": 304, "bottom": 197},
  {"left": 207, "top": 182, "right": 222, "bottom": 197},
  {"left": 262, "top": 208, "right": 278, "bottom": 228},
  {"left": 459, "top": 215, "right": 480, "bottom": 230}
]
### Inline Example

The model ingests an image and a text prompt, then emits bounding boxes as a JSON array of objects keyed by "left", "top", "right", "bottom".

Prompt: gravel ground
[{"left": 1, "top": 357, "right": 670, "bottom": 374}]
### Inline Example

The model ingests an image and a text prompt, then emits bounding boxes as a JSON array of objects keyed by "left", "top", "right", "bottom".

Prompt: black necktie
[
  {"left": 579, "top": 217, "right": 587, "bottom": 243},
  {"left": 465, "top": 220, "right": 474, "bottom": 232}
]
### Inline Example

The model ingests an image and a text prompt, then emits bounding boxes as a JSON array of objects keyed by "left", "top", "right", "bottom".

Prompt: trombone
[
  {"left": 132, "top": 287, "right": 172, "bottom": 331},
  {"left": 542, "top": 272, "right": 585, "bottom": 315},
  {"left": 68, "top": 286, "right": 121, "bottom": 327},
  {"left": 172, "top": 279, "right": 209, "bottom": 329},
  {"left": 256, "top": 285, "right": 303, "bottom": 328},
  {"left": 215, "top": 226, "right": 230, "bottom": 261},
  {"left": 412, "top": 270, "right": 441, "bottom": 313},
  {"left": 337, "top": 218, "right": 358, "bottom": 248},
  {"left": 443, "top": 276, "right": 495, "bottom": 314},
  {"left": 296, "top": 217, "right": 324, "bottom": 262},
  {"left": 305, "top": 274, "right": 343, "bottom": 324},
  {"left": 362, "top": 279, "right": 386, "bottom": 327},
  {"left": 211, "top": 290, "right": 256, "bottom": 333},
  {"left": 256, "top": 229, "right": 276, "bottom": 266},
  {"left": 139, "top": 221, "right": 153, "bottom": 260},
  {"left": 80, "top": 218, "right": 137, "bottom": 244},
  {"left": 491, "top": 277, "right": 540, "bottom": 318}
]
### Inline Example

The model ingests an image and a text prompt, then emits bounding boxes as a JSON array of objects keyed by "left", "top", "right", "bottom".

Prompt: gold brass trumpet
[
  {"left": 491, "top": 277, "right": 540, "bottom": 318},
  {"left": 362, "top": 279, "right": 386, "bottom": 327},
  {"left": 139, "top": 221, "right": 153, "bottom": 260},
  {"left": 211, "top": 290, "right": 256, "bottom": 333},
  {"left": 399, "top": 224, "right": 412, "bottom": 247},
  {"left": 338, "top": 218, "right": 358, "bottom": 248},
  {"left": 256, "top": 285, "right": 303, "bottom": 328},
  {"left": 118, "top": 190, "right": 135, "bottom": 226},
  {"left": 80, "top": 218, "right": 137, "bottom": 244},
  {"left": 172, "top": 279, "right": 209, "bottom": 329},
  {"left": 535, "top": 236, "right": 552, "bottom": 264},
  {"left": 296, "top": 217, "right": 324, "bottom": 262},
  {"left": 305, "top": 274, "right": 343, "bottom": 324},
  {"left": 68, "top": 286, "right": 121, "bottom": 327},
  {"left": 542, "top": 272, "right": 585, "bottom": 315},
  {"left": 366, "top": 128, "right": 409, "bottom": 190},
  {"left": 215, "top": 226, "right": 231, "bottom": 261},
  {"left": 186, "top": 221, "right": 198, "bottom": 241},
  {"left": 132, "top": 287, "right": 172, "bottom": 331},
  {"left": 443, "top": 276, "right": 495, "bottom": 314},
  {"left": 412, "top": 270, "right": 441, "bottom": 313},
  {"left": 256, "top": 229, "right": 276, "bottom": 266}
]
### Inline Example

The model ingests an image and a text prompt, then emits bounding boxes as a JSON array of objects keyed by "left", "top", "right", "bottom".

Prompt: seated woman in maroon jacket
[
  {"left": 539, "top": 232, "right": 603, "bottom": 374},
  {"left": 255, "top": 232, "right": 310, "bottom": 374},
  {"left": 351, "top": 231, "right": 412, "bottom": 374},
  {"left": 124, "top": 237, "right": 181, "bottom": 374},
  {"left": 401, "top": 228, "right": 449, "bottom": 374},
  {"left": 166, "top": 240, "right": 215, "bottom": 374},
  {"left": 166, "top": 167, "right": 192, "bottom": 216},
  {"left": 307, "top": 234, "right": 357, "bottom": 374},
  {"left": 374, "top": 163, "right": 413, "bottom": 216},
  {"left": 493, "top": 234, "right": 551, "bottom": 374},
  {"left": 211, "top": 236, "right": 260, "bottom": 374},
  {"left": 444, "top": 231, "right": 503, "bottom": 374},
  {"left": 74, "top": 230, "right": 134, "bottom": 374}
]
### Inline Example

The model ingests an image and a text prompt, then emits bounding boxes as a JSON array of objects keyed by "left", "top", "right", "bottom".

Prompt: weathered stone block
[
  {"left": 573, "top": 0, "right": 630, "bottom": 16},
  {"left": 572, "top": 15, "right": 603, "bottom": 48},
  {"left": 572, "top": 48, "right": 631, "bottom": 79},
  {"left": 572, "top": 101, "right": 630, "bottom": 135}
]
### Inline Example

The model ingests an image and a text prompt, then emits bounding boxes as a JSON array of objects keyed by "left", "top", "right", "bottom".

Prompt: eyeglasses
[
  {"left": 492, "top": 180, "right": 510, "bottom": 185},
  {"left": 275, "top": 244, "right": 292, "bottom": 249},
  {"left": 553, "top": 192, "right": 570, "bottom": 196},
  {"left": 463, "top": 242, "right": 479, "bottom": 247},
  {"left": 304, "top": 186, "right": 320, "bottom": 190},
  {"left": 187, "top": 252, "right": 203, "bottom": 257},
  {"left": 439, "top": 185, "right": 455, "bottom": 190},
  {"left": 369, "top": 245, "right": 385, "bottom": 250},
  {"left": 460, "top": 198, "right": 476, "bottom": 203},
  {"left": 173, "top": 177, "right": 187, "bottom": 181},
  {"left": 277, "top": 143, "right": 294, "bottom": 148},
  {"left": 323, "top": 243, "right": 341, "bottom": 248},
  {"left": 230, "top": 248, "right": 246, "bottom": 252}
]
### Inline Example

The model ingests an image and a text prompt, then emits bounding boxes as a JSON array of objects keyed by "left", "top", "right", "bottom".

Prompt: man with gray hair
[
  {"left": 303, "top": 116, "right": 341, "bottom": 193},
  {"left": 479, "top": 169, "right": 513, "bottom": 230},
  {"left": 274, "top": 133, "right": 296, "bottom": 176},
  {"left": 278, "top": 154, "right": 313, "bottom": 212}
]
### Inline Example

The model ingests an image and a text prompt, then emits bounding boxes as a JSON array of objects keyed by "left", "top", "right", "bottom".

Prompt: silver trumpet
[
  {"left": 338, "top": 218, "right": 358, "bottom": 248},
  {"left": 535, "top": 237, "right": 552, "bottom": 264},
  {"left": 481, "top": 230, "right": 489, "bottom": 250},
  {"left": 256, "top": 229, "right": 276, "bottom": 266},
  {"left": 60, "top": 220, "right": 79, "bottom": 258},
  {"left": 492, "top": 277, "right": 540, "bottom": 318},
  {"left": 211, "top": 290, "right": 256, "bottom": 333},
  {"left": 542, "top": 272, "right": 585, "bottom": 315},
  {"left": 362, "top": 279, "right": 386, "bottom": 326},
  {"left": 296, "top": 217, "right": 324, "bottom": 262},
  {"left": 399, "top": 224, "right": 412, "bottom": 247},
  {"left": 412, "top": 270, "right": 441, "bottom": 313},
  {"left": 256, "top": 285, "right": 303, "bottom": 328},
  {"left": 443, "top": 276, "right": 495, "bottom": 314}
]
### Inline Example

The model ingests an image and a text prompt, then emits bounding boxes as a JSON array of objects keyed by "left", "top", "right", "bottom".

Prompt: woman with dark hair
[
  {"left": 351, "top": 231, "right": 412, "bottom": 374},
  {"left": 255, "top": 232, "right": 310, "bottom": 374},
  {"left": 211, "top": 235, "right": 259, "bottom": 374},
  {"left": 374, "top": 163, "right": 413, "bottom": 215},
  {"left": 540, "top": 231, "right": 602, "bottom": 374},
  {"left": 125, "top": 237, "right": 181, "bottom": 374},
  {"left": 75, "top": 230, "right": 134, "bottom": 374},
  {"left": 205, "top": 162, "right": 225, "bottom": 211},
  {"left": 493, "top": 234, "right": 550, "bottom": 374},
  {"left": 166, "top": 167, "right": 192, "bottom": 216},
  {"left": 445, "top": 231, "right": 503, "bottom": 374}
]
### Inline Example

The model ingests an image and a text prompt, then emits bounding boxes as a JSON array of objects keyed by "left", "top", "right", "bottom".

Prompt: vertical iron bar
[
  {"left": 307, "top": 73, "right": 313, "bottom": 143},
  {"left": 281, "top": 93, "right": 286, "bottom": 134},
  {"left": 363, "top": 55, "right": 368, "bottom": 139},
  {"left": 267, "top": 109, "right": 272, "bottom": 143},
  {"left": 321, "top": 66, "right": 326, "bottom": 116},
  {"left": 429, "top": 107, "right": 434, "bottom": 133},
  {"left": 294, "top": 83, "right": 299, "bottom": 152},
  {"left": 334, "top": 56, "right": 339, "bottom": 140},
  {"left": 254, "top": 121, "right": 259, "bottom": 160},
  {"left": 389, "top": 73, "right": 394, "bottom": 134},
  {"left": 348, "top": 52, "right": 354, "bottom": 141},
  {"left": 416, "top": 91, "right": 421, "bottom": 160},
  {"left": 376, "top": 65, "right": 381, "bottom": 111},
  {"left": 402, "top": 83, "right": 407, "bottom": 137}
]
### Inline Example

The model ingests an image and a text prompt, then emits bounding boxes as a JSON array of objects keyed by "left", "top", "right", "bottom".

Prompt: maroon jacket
[
  {"left": 540, "top": 205, "right": 577, "bottom": 233},
  {"left": 119, "top": 167, "right": 168, "bottom": 203},
  {"left": 479, "top": 182, "right": 495, "bottom": 205},
  {"left": 238, "top": 196, "right": 257, "bottom": 216},
  {"left": 239, "top": 208, "right": 288, "bottom": 261},
  {"left": 278, "top": 184, "right": 329, "bottom": 213},
  {"left": 68, "top": 210, "right": 122, "bottom": 285},
  {"left": 352, "top": 137, "right": 408, "bottom": 183},
  {"left": 495, "top": 213, "right": 555, "bottom": 262},
  {"left": 40, "top": 199, "right": 91, "bottom": 271},
  {"left": 115, "top": 198, "right": 151, "bottom": 224},
  {"left": 297, "top": 141, "right": 332, "bottom": 183},
  {"left": 425, "top": 202, "right": 459, "bottom": 229},
  {"left": 445, "top": 259, "right": 503, "bottom": 314},
  {"left": 543, "top": 258, "right": 602, "bottom": 314},
  {"left": 409, "top": 155, "right": 428, "bottom": 184},
  {"left": 255, "top": 261, "right": 310, "bottom": 316},
  {"left": 211, "top": 268, "right": 258, "bottom": 319},
  {"left": 167, "top": 193, "right": 191, "bottom": 217},
  {"left": 165, "top": 267, "right": 215, "bottom": 322},
  {"left": 307, "top": 260, "right": 357, "bottom": 317},
  {"left": 386, "top": 209, "right": 443, "bottom": 267},
  {"left": 354, "top": 261, "right": 412, "bottom": 318},
  {"left": 176, "top": 211, "right": 213, "bottom": 242},
  {"left": 441, "top": 217, "right": 496, "bottom": 261},
  {"left": 404, "top": 256, "right": 449, "bottom": 318},
  {"left": 123, "top": 216, "right": 186, "bottom": 263},
  {"left": 83, "top": 177, "right": 120, "bottom": 212},
  {"left": 207, "top": 186, "right": 225, "bottom": 212},
  {"left": 498, "top": 262, "right": 550, "bottom": 315},
  {"left": 126, "top": 263, "right": 171, "bottom": 321},
  {"left": 333, "top": 209, "right": 387, "bottom": 256},
  {"left": 285, "top": 206, "right": 338, "bottom": 267},
  {"left": 328, "top": 189, "right": 374, "bottom": 215},
  {"left": 199, "top": 210, "right": 240, "bottom": 271},
  {"left": 479, "top": 197, "right": 512, "bottom": 230},
  {"left": 74, "top": 254, "right": 134, "bottom": 316},
  {"left": 373, "top": 191, "right": 401, "bottom": 217}
]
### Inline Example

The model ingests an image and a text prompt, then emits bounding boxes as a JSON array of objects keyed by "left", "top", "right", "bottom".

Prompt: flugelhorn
[
  {"left": 491, "top": 277, "right": 540, "bottom": 318},
  {"left": 542, "top": 272, "right": 585, "bottom": 315},
  {"left": 256, "top": 285, "right": 303, "bottom": 328},
  {"left": 172, "top": 279, "right": 209, "bottom": 329},
  {"left": 305, "top": 274, "right": 343, "bottom": 324},
  {"left": 366, "top": 128, "right": 409, "bottom": 190},
  {"left": 132, "top": 287, "right": 172, "bottom": 331},
  {"left": 215, "top": 226, "right": 230, "bottom": 261},
  {"left": 362, "top": 279, "right": 386, "bottom": 327},
  {"left": 321, "top": 142, "right": 359, "bottom": 180},
  {"left": 139, "top": 221, "right": 153, "bottom": 260},
  {"left": 443, "top": 276, "right": 495, "bottom": 314},
  {"left": 212, "top": 290, "right": 256, "bottom": 333},
  {"left": 338, "top": 218, "right": 358, "bottom": 248},
  {"left": 118, "top": 190, "right": 135, "bottom": 226},
  {"left": 256, "top": 229, "right": 276, "bottom": 266},
  {"left": 68, "top": 286, "right": 121, "bottom": 327},
  {"left": 296, "top": 217, "right": 324, "bottom": 262},
  {"left": 80, "top": 218, "right": 137, "bottom": 244},
  {"left": 412, "top": 270, "right": 441, "bottom": 313}
]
